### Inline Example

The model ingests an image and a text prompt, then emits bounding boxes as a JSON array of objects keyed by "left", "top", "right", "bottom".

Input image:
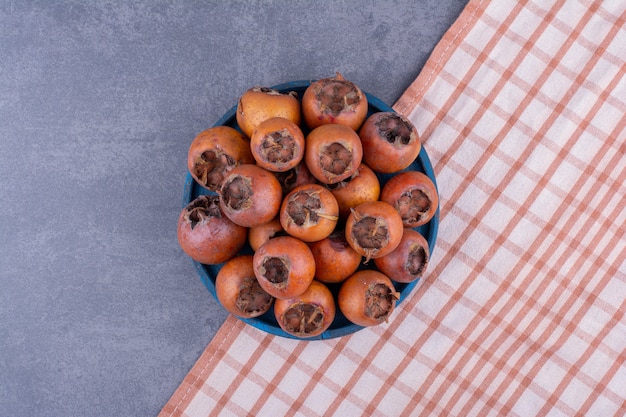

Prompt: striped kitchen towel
[{"left": 161, "top": 0, "right": 626, "bottom": 415}]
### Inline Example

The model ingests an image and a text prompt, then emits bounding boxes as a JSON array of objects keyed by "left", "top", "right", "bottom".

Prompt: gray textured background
[{"left": 0, "top": 1, "right": 468, "bottom": 415}]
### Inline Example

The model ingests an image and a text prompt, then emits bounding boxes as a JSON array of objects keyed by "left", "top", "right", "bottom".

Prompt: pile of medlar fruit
[{"left": 177, "top": 73, "right": 438, "bottom": 338}]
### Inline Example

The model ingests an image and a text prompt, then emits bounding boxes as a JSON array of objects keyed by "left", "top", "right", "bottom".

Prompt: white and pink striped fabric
[{"left": 161, "top": 0, "right": 626, "bottom": 415}]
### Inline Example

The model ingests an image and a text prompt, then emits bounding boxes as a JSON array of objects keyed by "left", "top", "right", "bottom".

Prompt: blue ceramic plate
[{"left": 182, "top": 80, "right": 439, "bottom": 340}]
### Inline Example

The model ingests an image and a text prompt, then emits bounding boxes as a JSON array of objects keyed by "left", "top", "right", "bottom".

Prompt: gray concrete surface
[{"left": 0, "top": 1, "right": 468, "bottom": 415}]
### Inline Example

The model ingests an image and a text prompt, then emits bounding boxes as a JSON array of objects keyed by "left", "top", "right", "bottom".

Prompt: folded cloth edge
[
  {"left": 393, "top": 0, "right": 485, "bottom": 119},
  {"left": 159, "top": 316, "right": 245, "bottom": 416}
]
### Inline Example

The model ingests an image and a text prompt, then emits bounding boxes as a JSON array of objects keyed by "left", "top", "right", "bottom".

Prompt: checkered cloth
[{"left": 161, "top": 0, "right": 626, "bottom": 415}]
